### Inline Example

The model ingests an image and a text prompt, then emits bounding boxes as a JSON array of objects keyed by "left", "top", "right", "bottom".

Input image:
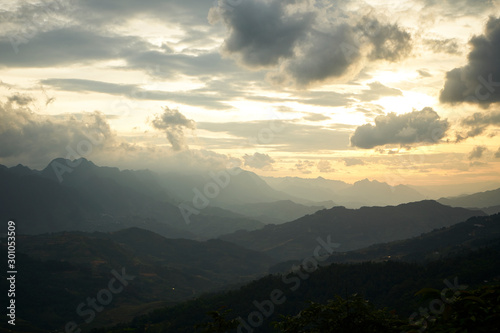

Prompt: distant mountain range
[
  {"left": 219, "top": 200, "right": 486, "bottom": 261},
  {"left": 2, "top": 158, "right": 498, "bottom": 243},
  {"left": 263, "top": 176, "right": 426, "bottom": 208},
  {"left": 438, "top": 187, "right": 500, "bottom": 214},
  {"left": 0, "top": 159, "right": 266, "bottom": 239}
]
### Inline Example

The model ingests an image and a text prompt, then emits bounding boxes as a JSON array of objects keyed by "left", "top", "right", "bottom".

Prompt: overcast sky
[{"left": 1, "top": 0, "right": 499, "bottom": 186}]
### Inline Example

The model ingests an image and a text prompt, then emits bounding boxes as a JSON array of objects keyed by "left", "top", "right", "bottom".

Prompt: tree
[{"left": 273, "top": 294, "right": 404, "bottom": 333}]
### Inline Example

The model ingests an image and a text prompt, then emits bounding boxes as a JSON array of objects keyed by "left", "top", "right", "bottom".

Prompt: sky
[{"left": 0, "top": 0, "right": 500, "bottom": 186}]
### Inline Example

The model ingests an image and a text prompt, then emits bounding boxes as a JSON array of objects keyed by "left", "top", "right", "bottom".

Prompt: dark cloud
[
  {"left": 151, "top": 107, "right": 195, "bottom": 151},
  {"left": 459, "top": 110, "right": 500, "bottom": 140},
  {"left": 344, "top": 158, "right": 365, "bottom": 166},
  {"left": 357, "top": 81, "right": 403, "bottom": 102},
  {"left": 0, "top": 101, "right": 114, "bottom": 165},
  {"left": 7, "top": 94, "right": 33, "bottom": 106},
  {"left": 356, "top": 16, "right": 412, "bottom": 61},
  {"left": 423, "top": 38, "right": 461, "bottom": 54},
  {"left": 495, "top": 147, "right": 500, "bottom": 158},
  {"left": 350, "top": 107, "right": 449, "bottom": 149},
  {"left": 243, "top": 152, "right": 275, "bottom": 170},
  {"left": 0, "top": 27, "right": 148, "bottom": 67},
  {"left": 468, "top": 146, "right": 487, "bottom": 160},
  {"left": 211, "top": 0, "right": 412, "bottom": 87},
  {"left": 440, "top": 16, "right": 500, "bottom": 106},
  {"left": 317, "top": 160, "right": 334, "bottom": 173},
  {"left": 209, "top": 0, "right": 314, "bottom": 68}
]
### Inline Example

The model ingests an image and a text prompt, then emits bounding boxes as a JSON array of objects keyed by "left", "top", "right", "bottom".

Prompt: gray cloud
[
  {"left": 294, "top": 160, "right": 314, "bottom": 174},
  {"left": 417, "top": 69, "right": 432, "bottom": 77},
  {"left": 468, "top": 146, "right": 487, "bottom": 160},
  {"left": 211, "top": 0, "right": 412, "bottom": 87},
  {"left": 0, "top": 27, "right": 148, "bottom": 67},
  {"left": 243, "top": 152, "right": 275, "bottom": 170},
  {"left": 344, "top": 158, "right": 365, "bottom": 166},
  {"left": 198, "top": 120, "right": 351, "bottom": 152},
  {"left": 303, "top": 113, "right": 330, "bottom": 122},
  {"left": 440, "top": 16, "right": 500, "bottom": 106},
  {"left": 357, "top": 81, "right": 403, "bottom": 102},
  {"left": 7, "top": 94, "right": 33, "bottom": 106},
  {"left": 41, "top": 78, "right": 232, "bottom": 110},
  {"left": 209, "top": 0, "right": 313, "bottom": 68},
  {"left": 495, "top": 147, "right": 500, "bottom": 158},
  {"left": 458, "top": 110, "right": 500, "bottom": 140},
  {"left": 151, "top": 107, "right": 195, "bottom": 151},
  {"left": 317, "top": 160, "right": 334, "bottom": 173},
  {"left": 423, "top": 38, "right": 461, "bottom": 54},
  {"left": 350, "top": 107, "right": 449, "bottom": 149},
  {"left": 0, "top": 100, "right": 114, "bottom": 165}
]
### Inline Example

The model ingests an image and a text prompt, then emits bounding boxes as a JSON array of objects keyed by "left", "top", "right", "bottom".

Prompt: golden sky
[{"left": 1, "top": 0, "right": 499, "bottom": 186}]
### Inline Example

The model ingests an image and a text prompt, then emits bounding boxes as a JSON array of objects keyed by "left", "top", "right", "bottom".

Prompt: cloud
[
  {"left": 417, "top": 69, "right": 432, "bottom": 77},
  {"left": 440, "top": 16, "right": 500, "bottom": 106},
  {"left": 303, "top": 113, "right": 330, "bottom": 122},
  {"left": 294, "top": 160, "right": 314, "bottom": 174},
  {"left": 209, "top": 0, "right": 313, "bottom": 68},
  {"left": 343, "top": 158, "right": 365, "bottom": 166},
  {"left": 211, "top": 0, "right": 412, "bottom": 87},
  {"left": 350, "top": 107, "right": 449, "bottom": 149},
  {"left": 423, "top": 38, "right": 461, "bottom": 54},
  {"left": 243, "top": 152, "right": 275, "bottom": 170},
  {"left": 42, "top": 78, "right": 232, "bottom": 110},
  {"left": 0, "top": 100, "right": 115, "bottom": 166},
  {"left": 357, "top": 81, "right": 403, "bottom": 102},
  {"left": 7, "top": 94, "right": 33, "bottom": 106},
  {"left": 458, "top": 110, "right": 500, "bottom": 140},
  {"left": 317, "top": 160, "right": 334, "bottom": 173},
  {"left": 151, "top": 107, "right": 195, "bottom": 151},
  {"left": 198, "top": 120, "right": 351, "bottom": 152},
  {"left": 0, "top": 27, "right": 148, "bottom": 67},
  {"left": 468, "top": 146, "right": 487, "bottom": 160},
  {"left": 495, "top": 147, "right": 500, "bottom": 158}
]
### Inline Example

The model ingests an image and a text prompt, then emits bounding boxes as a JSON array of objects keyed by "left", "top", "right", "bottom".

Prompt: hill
[
  {"left": 438, "top": 187, "right": 500, "bottom": 209},
  {"left": 0, "top": 228, "right": 277, "bottom": 331},
  {"left": 220, "top": 200, "right": 486, "bottom": 261}
]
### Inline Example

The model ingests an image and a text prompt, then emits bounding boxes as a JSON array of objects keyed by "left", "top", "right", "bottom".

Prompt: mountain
[
  {"left": 219, "top": 200, "right": 486, "bottom": 261},
  {"left": 337, "top": 179, "right": 425, "bottom": 207},
  {"left": 268, "top": 213, "right": 500, "bottom": 271},
  {"left": 223, "top": 200, "right": 326, "bottom": 224},
  {"left": 160, "top": 169, "right": 320, "bottom": 208},
  {"left": 0, "top": 228, "right": 277, "bottom": 331},
  {"left": 0, "top": 159, "right": 265, "bottom": 239},
  {"left": 263, "top": 176, "right": 349, "bottom": 204},
  {"left": 97, "top": 233, "right": 500, "bottom": 333},
  {"left": 438, "top": 187, "right": 500, "bottom": 209},
  {"left": 263, "top": 176, "right": 425, "bottom": 208}
]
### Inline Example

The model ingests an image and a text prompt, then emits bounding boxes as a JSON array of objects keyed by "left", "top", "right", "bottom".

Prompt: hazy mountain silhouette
[
  {"left": 224, "top": 200, "right": 326, "bottom": 224},
  {"left": 438, "top": 187, "right": 500, "bottom": 209},
  {"left": 263, "top": 176, "right": 425, "bottom": 208},
  {"left": 1, "top": 159, "right": 266, "bottom": 238}
]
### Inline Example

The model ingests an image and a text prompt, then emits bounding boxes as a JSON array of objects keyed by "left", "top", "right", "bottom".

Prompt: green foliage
[
  {"left": 425, "top": 284, "right": 500, "bottom": 333},
  {"left": 272, "top": 294, "right": 405, "bottom": 333}
]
